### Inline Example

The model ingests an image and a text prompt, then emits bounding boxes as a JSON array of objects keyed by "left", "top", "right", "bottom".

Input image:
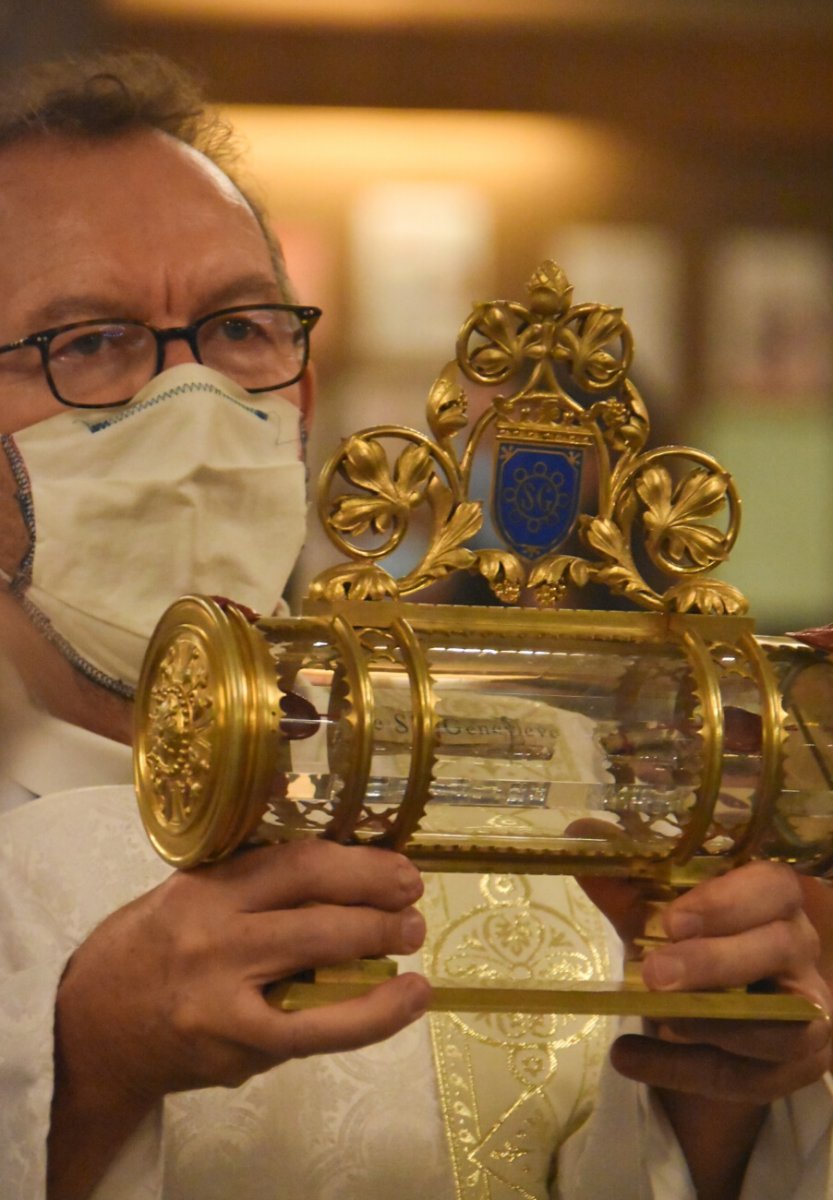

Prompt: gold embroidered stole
[{"left": 421, "top": 874, "right": 613, "bottom": 1200}]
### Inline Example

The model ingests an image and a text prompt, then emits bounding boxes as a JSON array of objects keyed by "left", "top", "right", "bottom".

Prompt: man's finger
[
  {"left": 231, "top": 903, "right": 427, "bottom": 980},
  {"left": 236, "top": 972, "right": 432, "bottom": 1061},
  {"left": 642, "top": 916, "right": 820, "bottom": 992},
  {"left": 649, "top": 1015, "right": 831, "bottom": 1063},
  {"left": 663, "top": 862, "right": 803, "bottom": 941},
  {"left": 610, "top": 1033, "right": 828, "bottom": 1105},
  {"left": 188, "top": 839, "right": 424, "bottom": 914}
]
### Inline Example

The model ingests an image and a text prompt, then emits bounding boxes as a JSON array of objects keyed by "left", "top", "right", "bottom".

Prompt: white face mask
[{"left": 4, "top": 363, "right": 307, "bottom": 693}]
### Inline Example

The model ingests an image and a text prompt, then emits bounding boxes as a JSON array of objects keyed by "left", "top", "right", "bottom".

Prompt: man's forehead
[
  {"left": 0, "top": 127, "right": 282, "bottom": 342},
  {"left": 0, "top": 127, "right": 246, "bottom": 207},
  {"left": 170, "top": 133, "right": 249, "bottom": 205}
]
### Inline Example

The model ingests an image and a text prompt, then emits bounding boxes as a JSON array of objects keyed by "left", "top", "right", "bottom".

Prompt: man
[{"left": 0, "top": 53, "right": 830, "bottom": 1200}]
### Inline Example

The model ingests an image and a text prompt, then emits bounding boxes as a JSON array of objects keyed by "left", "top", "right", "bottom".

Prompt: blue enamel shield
[{"left": 492, "top": 441, "right": 584, "bottom": 560}]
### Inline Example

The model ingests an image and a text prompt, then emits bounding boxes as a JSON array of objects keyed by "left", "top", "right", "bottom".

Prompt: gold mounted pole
[{"left": 269, "top": 977, "right": 822, "bottom": 1023}]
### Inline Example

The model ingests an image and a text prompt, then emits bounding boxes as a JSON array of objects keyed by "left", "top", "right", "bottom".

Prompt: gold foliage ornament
[{"left": 310, "top": 261, "right": 745, "bottom": 615}]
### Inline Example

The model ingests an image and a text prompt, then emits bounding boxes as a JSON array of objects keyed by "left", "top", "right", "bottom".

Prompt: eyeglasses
[{"left": 0, "top": 304, "right": 322, "bottom": 410}]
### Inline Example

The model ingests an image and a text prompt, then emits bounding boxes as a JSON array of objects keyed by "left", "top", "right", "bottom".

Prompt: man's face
[
  {"left": 0, "top": 129, "right": 309, "bottom": 743},
  {"left": 0, "top": 129, "right": 302, "bottom": 433}
]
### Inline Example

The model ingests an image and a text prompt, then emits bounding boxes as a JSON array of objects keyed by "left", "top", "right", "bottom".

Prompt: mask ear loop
[{"left": 0, "top": 433, "right": 35, "bottom": 593}]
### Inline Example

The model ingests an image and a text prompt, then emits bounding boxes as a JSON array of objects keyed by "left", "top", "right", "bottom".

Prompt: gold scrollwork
[{"left": 310, "top": 261, "right": 746, "bottom": 616}]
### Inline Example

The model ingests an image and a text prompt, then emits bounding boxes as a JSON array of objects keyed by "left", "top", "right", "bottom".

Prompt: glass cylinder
[{"left": 134, "top": 595, "right": 833, "bottom": 881}]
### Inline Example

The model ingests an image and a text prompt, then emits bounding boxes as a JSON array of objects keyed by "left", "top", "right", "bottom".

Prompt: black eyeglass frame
[{"left": 0, "top": 303, "right": 323, "bottom": 409}]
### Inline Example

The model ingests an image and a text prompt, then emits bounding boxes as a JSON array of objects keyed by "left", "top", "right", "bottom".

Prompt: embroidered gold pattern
[{"left": 422, "top": 874, "right": 613, "bottom": 1200}]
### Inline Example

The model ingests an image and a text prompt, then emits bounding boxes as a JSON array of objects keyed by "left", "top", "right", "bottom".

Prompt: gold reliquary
[{"left": 134, "top": 261, "right": 833, "bottom": 1023}]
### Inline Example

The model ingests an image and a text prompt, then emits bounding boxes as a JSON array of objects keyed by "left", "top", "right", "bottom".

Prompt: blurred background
[{"left": 5, "top": 0, "right": 833, "bottom": 629}]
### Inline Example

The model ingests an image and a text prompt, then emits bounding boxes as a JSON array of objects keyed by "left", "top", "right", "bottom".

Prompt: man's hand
[
  {"left": 580, "top": 862, "right": 832, "bottom": 1199},
  {"left": 48, "top": 839, "right": 430, "bottom": 1200},
  {"left": 592, "top": 863, "right": 832, "bottom": 1102}
]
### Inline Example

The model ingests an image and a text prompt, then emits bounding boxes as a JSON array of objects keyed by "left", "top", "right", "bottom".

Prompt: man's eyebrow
[
  {"left": 27, "top": 294, "right": 131, "bottom": 329},
  {"left": 200, "top": 275, "right": 284, "bottom": 310},
  {"left": 26, "top": 275, "right": 285, "bottom": 332}
]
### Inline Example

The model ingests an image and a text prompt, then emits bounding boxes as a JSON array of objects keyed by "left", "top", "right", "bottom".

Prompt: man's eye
[
  {"left": 53, "top": 328, "right": 127, "bottom": 360},
  {"left": 219, "top": 318, "right": 259, "bottom": 342},
  {"left": 67, "top": 332, "right": 108, "bottom": 356}
]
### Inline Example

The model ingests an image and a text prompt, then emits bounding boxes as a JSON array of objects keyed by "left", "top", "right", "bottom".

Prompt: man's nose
[{"left": 160, "top": 335, "right": 199, "bottom": 370}]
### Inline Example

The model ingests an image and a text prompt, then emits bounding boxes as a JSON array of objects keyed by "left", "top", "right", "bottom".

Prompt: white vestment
[{"left": 1, "top": 704, "right": 832, "bottom": 1200}]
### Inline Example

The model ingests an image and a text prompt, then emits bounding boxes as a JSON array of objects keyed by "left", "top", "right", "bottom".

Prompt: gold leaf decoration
[
  {"left": 584, "top": 516, "right": 630, "bottom": 564},
  {"left": 639, "top": 466, "right": 732, "bottom": 569},
  {"left": 595, "top": 564, "right": 660, "bottom": 608},
  {"left": 527, "top": 555, "right": 592, "bottom": 606},
  {"left": 468, "top": 305, "right": 523, "bottom": 380},
  {"left": 306, "top": 563, "right": 400, "bottom": 603},
  {"left": 664, "top": 579, "right": 749, "bottom": 616},
  {"left": 613, "top": 480, "right": 641, "bottom": 530},
  {"left": 667, "top": 523, "right": 728, "bottom": 569},
  {"left": 393, "top": 442, "right": 434, "bottom": 503},
  {"left": 330, "top": 493, "right": 397, "bottom": 537},
  {"left": 476, "top": 549, "right": 527, "bottom": 603},
  {"left": 341, "top": 435, "right": 394, "bottom": 493},
  {"left": 347, "top": 565, "right": 404, "bottom": 601},
  {"left": 427, "top": 368, "right": 469, "bottom": 440},
  {"left": 400, "top": 499, "right": 487, "bottom": 592},
  {"left": 416, "top": 500, "right": 482, "bottom": 584},
  {"left": 559, "top": 307, "right": 631, "bottom": 390},
  {"left": 329, "top": 438, "right": 434, "bottom": 538},
  {"left": 592, "top": 388, "right": 650, "bottom": 454},
  {"left": 439, "top": 499, "right": 483, "bottom": 548},
  {"left": 426, "top": 474, "right": 455, "bottom": 525}
]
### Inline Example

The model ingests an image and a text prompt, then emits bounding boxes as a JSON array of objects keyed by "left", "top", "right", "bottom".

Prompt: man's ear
[{"left": 299, "top": 362, "right": 316, "bottom": 432}]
